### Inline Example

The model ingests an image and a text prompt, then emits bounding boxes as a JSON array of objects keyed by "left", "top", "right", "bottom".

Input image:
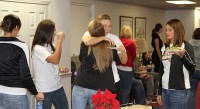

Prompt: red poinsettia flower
[{"left": 92, "top": 89, "right": 119, "bottom": 109}]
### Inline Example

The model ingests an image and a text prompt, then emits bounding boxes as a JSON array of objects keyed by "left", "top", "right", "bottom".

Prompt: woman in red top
[{"left": 117, "top": 25, "right": 136, "bottom": 105}]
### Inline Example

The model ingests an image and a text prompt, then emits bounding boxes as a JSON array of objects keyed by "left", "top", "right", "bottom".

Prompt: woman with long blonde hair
[{"left": 72, "top": 20, "right": 122, "bottom": 109}]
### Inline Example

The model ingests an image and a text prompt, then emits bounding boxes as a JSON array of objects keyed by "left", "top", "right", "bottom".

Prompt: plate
[
  {"left": 107, "top": 47, "right": 117, "bottom": 49},
  {"left": 165, "top": 49, "right": 185, "bottom": 53}
]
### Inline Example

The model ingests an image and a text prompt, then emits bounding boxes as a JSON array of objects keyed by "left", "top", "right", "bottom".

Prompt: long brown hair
[
  {"left": 165, "top": 19, "right": 185, "bottom": 47},
  {"left": 88, "top": 20, "right": 113, "bottom": 73},
  {"left": 31, "top": 20, "right": 55, "bottom": 52}
]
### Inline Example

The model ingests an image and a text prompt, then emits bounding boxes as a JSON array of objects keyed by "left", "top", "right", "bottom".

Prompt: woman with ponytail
[
  {"left": 0, "top": 14, "right": 44, "bottom": 109},
  {"left": 151, "top": 23, "right": 163, "bottom": 73}
]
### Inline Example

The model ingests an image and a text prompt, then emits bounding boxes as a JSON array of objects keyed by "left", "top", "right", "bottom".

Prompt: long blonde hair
[{"left": 88, "top": 20, "right": 113, "bottom": 73}]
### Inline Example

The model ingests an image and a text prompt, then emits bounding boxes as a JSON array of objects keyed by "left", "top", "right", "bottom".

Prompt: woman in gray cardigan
[{"left": 188, "top": 28, "right": 200, "bottom": 109}]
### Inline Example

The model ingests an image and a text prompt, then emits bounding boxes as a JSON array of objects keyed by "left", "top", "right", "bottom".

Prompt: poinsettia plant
[{"left": 92, "top": 89, "right": 120, "bottom": 109}]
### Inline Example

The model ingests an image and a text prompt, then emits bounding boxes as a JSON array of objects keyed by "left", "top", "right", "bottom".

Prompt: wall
[
  {"left": 165, "top": 10, "right": 195, "bottom": 41},
  {"left": 70, "top": 0, "right": 165, "bottom": 52},
  {"left": 70, "top": 1, "right": 93, "bottom": 56},
  {"left": 51, "top": 0, "right": 70, "bottom": 67},
  {"left": 50, "top": 0, "right": 71, "bottom": 108},
  {"left": 195, "top": 9, "right": 200, "bottom": 28}
]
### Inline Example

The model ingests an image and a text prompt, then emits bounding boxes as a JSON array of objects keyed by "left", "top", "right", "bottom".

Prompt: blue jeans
[
  {"left": 0, "top": 93, "right": 29, "bottom": 109},
  {"left": 162, "top": 89, "right": 190, "bottom": 109},
  {"left": 43, "top": 87, "right": 68, "bottom": 109},
  {"left": 131, "top": 78, "right": 146, "bottom": 105},
  {"left": 72, "top": 85, "right": 98, "bottom": 109},
  {"left": 118, "top": 69, "right": 132, "bottom": 105},
  {"left": 188, "top": 70, "right": 200, "bottom": 109}
]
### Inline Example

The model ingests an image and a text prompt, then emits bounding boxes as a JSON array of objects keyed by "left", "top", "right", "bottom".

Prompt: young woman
[
  {"left": 188, "top": 28, "right": 200, "bottom": 109},
  {"left": 81, "top": 14, "right": 127, "bottom": 103},
  {"left": 72, "top": 20, "right": 124, "bottom": 109},
  {"left": 116, "top": 25, "right": 136, "bottom": 105},
  {"left": 151, "top": 23, "right": 163, "bottom": 73},
  {"left": 157, "top": 19, "right": 195, "bottom": 109},
  {"left": 31, "top": 20, "right": 68, "bottom": 109},
  {"left": 0, "top": 14, "right": 44, "bottom": 109},
  {"left": 82, "top": 14, "right": 127, "bottom": 83}
]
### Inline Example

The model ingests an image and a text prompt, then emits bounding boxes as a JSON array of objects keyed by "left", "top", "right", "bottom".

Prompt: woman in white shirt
[{"left": 31, "top": 19, "right": 68, "bottom": 109}]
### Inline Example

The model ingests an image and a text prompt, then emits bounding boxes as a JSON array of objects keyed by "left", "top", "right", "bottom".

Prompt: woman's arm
[
  {"left": 154, "top": 38, "right": 162, "bottom": 60},
  {"left": 179, "top": 43, "right": 195, "bottom": 74},
  {"left": 19, "top": 51, "right": 38, "bottom": 95},
  {"left": 116, "top": 45, "right": 128, "bottom": 64},
  {"left": 129, "top": 42, "right": 136, "bottom": 63},
  {"left": 82, "top": 35, "right": 114, "bottom": 46},
  {"left": 46, "top": 32, "right": 64, "bottom": 64},
  {"left": 82, "top": 31, "right": 115, "bottom": 46},
  {"left": 82, "top": 35, "right": 104, "bottom": 46}
]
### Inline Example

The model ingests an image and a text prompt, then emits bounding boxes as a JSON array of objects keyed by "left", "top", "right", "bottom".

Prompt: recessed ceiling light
[{"left": 166, "top": 0, "right": 196, "bottom": 4}]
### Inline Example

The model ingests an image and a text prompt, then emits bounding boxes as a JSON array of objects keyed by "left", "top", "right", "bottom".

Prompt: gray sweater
[{"left": 190, "top": 39, "right": 200, "bottom": 70}]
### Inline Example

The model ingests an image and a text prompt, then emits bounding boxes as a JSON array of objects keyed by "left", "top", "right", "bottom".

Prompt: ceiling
[
  {"left": 0, "top": 0, "right": 51, "bottom": 4},
  {"left": 98, "top": 0, "right": 200, "bottom": 10}
]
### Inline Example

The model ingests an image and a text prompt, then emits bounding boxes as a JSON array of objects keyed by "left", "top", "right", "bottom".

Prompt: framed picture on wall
[
  {"left": 119, "top": 16, "right": 133, "bottom": 36},
  {"left": 135, "top": 17, "right": 146, "bottom": 39}
]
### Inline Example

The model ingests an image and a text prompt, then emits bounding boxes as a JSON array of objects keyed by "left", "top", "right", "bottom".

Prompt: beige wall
[
  {"left": 70, "top": 0, "right": 165, "bottom": 52},
  {"left": 165, "top": 9, "right": 195, "bottom": 41},
  {"left": 50, "top": 0, "right": 71, "bottom": 108}
]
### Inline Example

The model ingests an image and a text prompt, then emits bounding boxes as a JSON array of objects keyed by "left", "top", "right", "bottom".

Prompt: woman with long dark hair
[
  {"left": 31, "top": 20, "right": 68, "bottom": 109},
  {"left": 151, "top": 23, "right": 163, "bottom": 73}
]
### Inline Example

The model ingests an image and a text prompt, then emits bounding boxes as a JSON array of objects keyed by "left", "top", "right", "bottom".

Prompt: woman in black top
[
  {"left": 157, "top": 19, "right": 195, "bottom": 109},
  {"left": 72, "top": 20, "right": 124, "bottom": 109},
  {"left": 0, "top": 14, "right": 44, "bottom": 109},
  {"left": 151, "top": 23, "right": 163, "bottom": 73}
]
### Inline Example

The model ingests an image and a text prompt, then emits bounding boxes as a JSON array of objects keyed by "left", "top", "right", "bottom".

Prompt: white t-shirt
[
  {"left": 32, "top": 45, "right": 62, "bottom": 92},
  {"left": 83, "top": 31, "right": 123, "bottom": 82}
]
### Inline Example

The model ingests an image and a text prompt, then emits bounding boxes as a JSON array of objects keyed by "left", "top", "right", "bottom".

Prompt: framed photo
[
  {"left": 119, "top": 16, "right": 133, "bottom": 35},
  {"left": 135, "top": 17, "right": 146, "bottom": 39}
]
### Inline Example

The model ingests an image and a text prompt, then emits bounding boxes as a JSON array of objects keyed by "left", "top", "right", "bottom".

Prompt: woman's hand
[
  {"left": 57, "top": 32, "right": 65, "bottom": 42},
  {"left": 174, "top": 49, "right": 185, "bottom": 58},
  {"left": 59, "top": 66, "right": 69, "bottom": 73},
  {"left": 103, "top": 37, "right": 115, "bottom": 46},
  {"left": 36, "top": 92, "right": 44, "bottom": 101},
  {"left": 157, "top": 95, "right": 163, "bottom": 105},
  {"left": 140, "top": 73, "right": 149, "bottom": 79}
]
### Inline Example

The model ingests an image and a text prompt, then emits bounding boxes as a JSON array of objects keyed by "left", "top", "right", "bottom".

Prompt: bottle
[{"left": 36, "top": 100, "right": 43, "bottom": 109}]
